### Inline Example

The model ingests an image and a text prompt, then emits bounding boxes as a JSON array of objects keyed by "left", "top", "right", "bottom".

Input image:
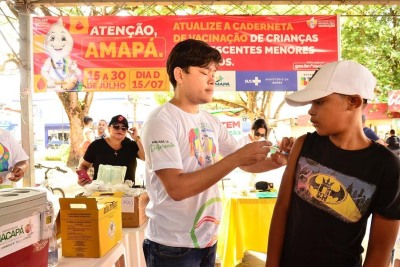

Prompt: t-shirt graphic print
[{"left": 294, "top": 157, "right": 376, "bottom": 223}]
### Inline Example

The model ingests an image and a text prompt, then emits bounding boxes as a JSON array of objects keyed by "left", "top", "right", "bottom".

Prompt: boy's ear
[
  {"left": 348, "top": 95, "right": 363, "bottom": 110},
  {"left": 174, "top": 67, "right": 183, "bottom": 84}
]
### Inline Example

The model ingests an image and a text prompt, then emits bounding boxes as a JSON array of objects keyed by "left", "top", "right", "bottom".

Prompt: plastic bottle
[
  {"left": 47, "top": 202, "right": 58, "bottom": 267},
  {"left": 249, "top": 173, "right": 257, "bottom": 189}
]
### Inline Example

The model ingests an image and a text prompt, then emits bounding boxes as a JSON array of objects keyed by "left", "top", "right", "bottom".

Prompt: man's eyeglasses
[
  {"left": 254, "top": 131, "right": 265, "bottom": 138},
  {"left": 112, "top": 124, "right": 128, "bottom": 131}
]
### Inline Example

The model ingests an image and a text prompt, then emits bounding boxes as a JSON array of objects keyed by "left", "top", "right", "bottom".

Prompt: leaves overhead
[{"left": 341, "top": 6, "right": 400, "bottom": 102}]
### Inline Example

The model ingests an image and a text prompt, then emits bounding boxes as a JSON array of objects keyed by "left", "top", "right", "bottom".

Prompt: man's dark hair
[
  {"left": 83, "top": 116, "right": 93, "bottom": 125},
  {"left": 166, "top": 39, "right": 222, "bottom": 89}
]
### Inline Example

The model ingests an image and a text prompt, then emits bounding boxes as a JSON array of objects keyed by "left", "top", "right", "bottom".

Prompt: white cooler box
[{"left": 0, "top": 188, "right": 48, "bottom": 267}]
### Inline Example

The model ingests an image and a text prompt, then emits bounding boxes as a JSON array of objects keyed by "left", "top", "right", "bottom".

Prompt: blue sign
[{"left": 236, "top": 71, "right": 298, "bottom": 91}]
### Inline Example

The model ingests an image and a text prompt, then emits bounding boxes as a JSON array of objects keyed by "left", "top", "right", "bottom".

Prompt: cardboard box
[
  {"left": 89, "top": 191, "right": 149, "bottom": 228},
  {"left": 121, "top": 192, "right": 149, "bottom": 228},
  {"left": 0, "top": 188, "right": 48, "bottom": 267},
  {"left": 59, "top": 194, "right": 122, "bottom": 258}
]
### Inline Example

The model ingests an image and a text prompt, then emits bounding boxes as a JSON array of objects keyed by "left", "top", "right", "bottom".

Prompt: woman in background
[
  {"left": 237, "top": 118, "right": 268, "bottom": 146},
  {"left": 77, "top": 114, "right": 145, "bottom": 186}
]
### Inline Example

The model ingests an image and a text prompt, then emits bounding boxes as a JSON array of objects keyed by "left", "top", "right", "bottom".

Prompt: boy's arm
[
  {"left": 265, "top": 135, "right": 306, "bottom": 267},
  {"left": 363, "top": 214, "right": 399, "bottom": 267}
]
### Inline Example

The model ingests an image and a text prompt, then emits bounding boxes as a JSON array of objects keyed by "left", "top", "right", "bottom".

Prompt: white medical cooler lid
[{"left": 0, "top": 188, "right": 47, "bottom": 212}]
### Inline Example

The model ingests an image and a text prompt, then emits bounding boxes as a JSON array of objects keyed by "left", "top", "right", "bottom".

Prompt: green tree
[
  {"left": 341, "top": 6, "right": 400, "bottom": 102},
  {"left": 212, "top": 91, "right": 287, "bottom": 123},
  {"left": 57, "top": 92, "right": 93, "bottom": 166}
]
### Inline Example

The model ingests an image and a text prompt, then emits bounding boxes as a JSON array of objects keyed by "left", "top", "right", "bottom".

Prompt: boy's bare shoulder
[{"left": 292, "top": 134, "right": 307, "bottom": 149}]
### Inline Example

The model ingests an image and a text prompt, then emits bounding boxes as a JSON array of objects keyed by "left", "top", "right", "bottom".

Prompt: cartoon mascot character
[{"left": 41, "top": 18, "right": 82, "bottom": 91}]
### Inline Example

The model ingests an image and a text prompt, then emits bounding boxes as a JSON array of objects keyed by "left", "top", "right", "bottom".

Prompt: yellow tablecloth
[{"left": 217, "top": 194, "right": 276, "bottom": 267}]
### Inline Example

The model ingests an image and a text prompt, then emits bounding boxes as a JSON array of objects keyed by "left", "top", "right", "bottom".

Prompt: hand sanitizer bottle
[{"left": 47, "top": 202, "right": 58, "bottom": 267}]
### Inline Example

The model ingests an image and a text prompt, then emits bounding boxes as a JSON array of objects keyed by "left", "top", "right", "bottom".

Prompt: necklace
[{"left": 105, "top": 137, "right": 121, "bottom": 156}]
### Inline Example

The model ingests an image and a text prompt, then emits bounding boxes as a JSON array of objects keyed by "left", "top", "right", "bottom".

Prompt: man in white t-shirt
[
  {"left": 95, "top": 119, "right": 108, "bottom": 139},
  {"left": 141, "top": 39, "right": 293, "bottom": 267},
  {"left": 0, "top": 129, "right": 29, "bottom": 188},
  {"left": 79, "top": 115, "right": 95, "bottom": 156}
]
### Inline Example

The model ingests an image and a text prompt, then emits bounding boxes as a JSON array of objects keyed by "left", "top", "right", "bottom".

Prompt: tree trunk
[{"left": 57, "top": 91, "right": 94, "bottom": 167}]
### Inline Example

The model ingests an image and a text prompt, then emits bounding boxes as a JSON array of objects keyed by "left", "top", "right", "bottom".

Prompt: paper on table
[{"left": 97, "top": 164, "right": 126, "bottom": 185}]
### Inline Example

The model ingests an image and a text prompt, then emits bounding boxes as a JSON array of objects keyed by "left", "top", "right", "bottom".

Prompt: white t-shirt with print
[
  {"left": 83, "top": 127, "right": 95, "bottom": 142},
  {"left": 0, "top": 129, "right": 29, "bottom": 186},
  {"left": 141, "top": 102, "right": 239, "bottom": 248}
]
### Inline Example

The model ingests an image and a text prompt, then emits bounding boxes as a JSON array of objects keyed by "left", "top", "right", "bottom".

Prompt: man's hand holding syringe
[{"left": 260, "top": 137, "right": 295, "bottom": 166}]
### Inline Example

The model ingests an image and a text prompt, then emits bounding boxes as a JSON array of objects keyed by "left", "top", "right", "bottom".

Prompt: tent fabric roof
[{"left": 14, "top": 0, "right": 400, "bottom": 7}]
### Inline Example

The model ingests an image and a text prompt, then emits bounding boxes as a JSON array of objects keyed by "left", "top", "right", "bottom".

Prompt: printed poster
[{"left": 31, "top": 15, "right": 339, "bottom": 92}]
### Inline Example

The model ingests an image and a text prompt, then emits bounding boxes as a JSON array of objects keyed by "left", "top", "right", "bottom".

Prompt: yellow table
[{"left": 217, "top": 194, "right": 277, "bottom": 267}]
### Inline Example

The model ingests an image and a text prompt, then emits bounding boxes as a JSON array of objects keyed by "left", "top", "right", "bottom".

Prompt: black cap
[{"left": 109, "top": 115, "right": 128, "bottom": 127}]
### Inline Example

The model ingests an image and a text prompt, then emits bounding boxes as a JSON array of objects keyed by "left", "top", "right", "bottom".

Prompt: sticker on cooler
[{"left": 0, "top": 213, "right": 41, "bottom": 258}]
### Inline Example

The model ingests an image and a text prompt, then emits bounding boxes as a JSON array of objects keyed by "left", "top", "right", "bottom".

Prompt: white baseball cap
[{"left": 285, "top": 60, "right": 377, "bottom": 106}]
